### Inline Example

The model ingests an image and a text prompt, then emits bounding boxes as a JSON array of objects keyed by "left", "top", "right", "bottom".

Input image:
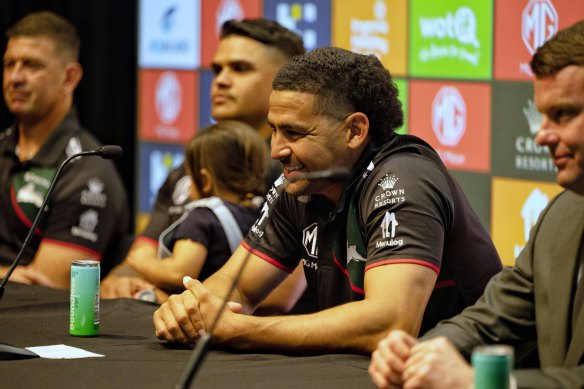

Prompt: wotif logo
[
  {"left": 303, "top": 223, "right": 318, "bottom": 258},
  {"left": 419, "top": 7, "right": 480, "bottom": 48},
  {"left": 522, "top": 0, "right": 558, "bottom": 55},
  {"left": 432, "top": 87, "right": 466, "bottom": 147}
]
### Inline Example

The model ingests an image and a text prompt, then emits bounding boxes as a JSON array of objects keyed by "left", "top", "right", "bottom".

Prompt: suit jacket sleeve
[{"left": 421, "top": 191, "right": 584, "bottom": 388}]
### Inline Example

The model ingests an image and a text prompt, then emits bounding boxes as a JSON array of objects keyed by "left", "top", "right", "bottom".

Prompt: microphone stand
[
  {"left": 174, "top": 247, "right": 255, "bottom": 389},
  {"left": 0, "top": 146, "right": 122, "bottom": 360}
]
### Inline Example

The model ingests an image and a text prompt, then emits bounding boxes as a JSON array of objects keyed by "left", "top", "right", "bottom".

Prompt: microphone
[
  {"left": 174, "top": 168, "right": 349, "bottom": 388},
  {"left": 0, "top": 145, "right": 124, "bottom": 299},
  {"left": 0, "top": 145, "right": 123, "bottom": 360}
]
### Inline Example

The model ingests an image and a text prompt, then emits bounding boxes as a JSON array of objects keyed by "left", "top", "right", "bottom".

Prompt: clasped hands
[
  {"left": 368, "top": 330, "right": 473, "bottom": 389},
  {"left": 153, "top": 276, "right": 243, "bottom": 346}
]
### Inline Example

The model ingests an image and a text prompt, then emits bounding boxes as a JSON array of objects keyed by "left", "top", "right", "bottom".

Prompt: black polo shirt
[
  {"left": 244, "top": 134, "right": 502, "bottom": 334},
  {"left": 0, "top": 110, "right": 129, "bottom": 266}
]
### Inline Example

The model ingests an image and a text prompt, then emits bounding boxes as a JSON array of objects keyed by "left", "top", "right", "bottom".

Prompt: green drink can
[
  {"left": 70, "top": 260, "right": 100, "bottom": 336},
  {"left": 472, "top": 345, "right": 514, "bottom": 389}
]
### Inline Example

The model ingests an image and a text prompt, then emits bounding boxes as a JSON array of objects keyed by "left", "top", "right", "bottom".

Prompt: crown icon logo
[
  {"left": 522, "top": 99, "right": 542, "bottom": 135},
  {"left": 378, "top": 174, "right": 399, "bottom": 190}
]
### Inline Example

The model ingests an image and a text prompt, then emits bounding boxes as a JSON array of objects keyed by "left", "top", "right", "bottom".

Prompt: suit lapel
[
  {"left": 565, "top": 229, "right": 584, "bottom": 366},
  {"left": 536, "top": 192, "right": 584, "bottom": 366}
]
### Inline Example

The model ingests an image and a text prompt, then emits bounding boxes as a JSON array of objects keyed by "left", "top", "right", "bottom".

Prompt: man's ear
[
  {"left": 345, "top": 112, "right": 369, "bottom": 150},
  {"left": 61, "top": 62, "right": 83, "bottom": 94}
]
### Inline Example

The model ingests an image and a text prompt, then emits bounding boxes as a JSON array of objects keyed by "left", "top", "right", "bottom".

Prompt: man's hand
[
  {"left": 152, "top": 276, "right": 242, "bottom": 346},
  {"left": 369, "top": 330, "right": 417, "bottom": 388},
  {"left": 101, "top": 274, "right": 154, "bottom": 299},
  {"left": 2, "top": 265, "right": 55, "bottom": 287},
  {"left": 402, "top": 337, "right": 473, "bottom": 389}
]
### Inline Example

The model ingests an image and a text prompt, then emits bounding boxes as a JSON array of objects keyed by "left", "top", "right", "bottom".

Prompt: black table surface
[{"left": 0, "top": 283, "right": 374, "bottom": 388}]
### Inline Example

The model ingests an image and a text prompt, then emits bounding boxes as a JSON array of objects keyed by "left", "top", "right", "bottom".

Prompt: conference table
[{"left": 0, "top": 282, "right": 375, "bottom": 388}]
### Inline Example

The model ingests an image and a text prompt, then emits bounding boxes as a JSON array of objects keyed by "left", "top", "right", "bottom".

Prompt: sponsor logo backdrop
[{"left": 136, "top": 0, "right": 584, "bottom": 264}]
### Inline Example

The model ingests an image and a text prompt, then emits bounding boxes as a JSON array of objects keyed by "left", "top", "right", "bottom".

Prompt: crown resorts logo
[
  {"left": 515, "top": 99, "right": 555, "bottom": 172},
  {"left": 378, "top": 174, "right": 399, "bottom": 190}
]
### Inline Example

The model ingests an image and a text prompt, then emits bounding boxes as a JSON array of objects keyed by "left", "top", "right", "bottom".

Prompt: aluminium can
[
  {"left": 70, "top": 260, "right": 100, "bottom": 336},
  {"left": 472, "top": 345, "right": 514, "bottom": 389}
]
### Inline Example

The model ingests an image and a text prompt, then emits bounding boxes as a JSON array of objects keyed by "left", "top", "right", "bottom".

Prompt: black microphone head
[{"left": 98, "top": 145, "right": 123, "bottom": 159}]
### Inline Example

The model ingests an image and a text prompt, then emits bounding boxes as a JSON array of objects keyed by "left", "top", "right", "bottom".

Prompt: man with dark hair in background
[
  {"left": 101, "top": 18, "right": 305, "bottom": 300},
  {"left": 0, "top": 11, "right": 129, "bottom": 288},
  {"left": 369, "top": 20, "right": 584, "bottom": 389},
  {"left": 152, "top": 47, "right": 501, "bottom": 354}
]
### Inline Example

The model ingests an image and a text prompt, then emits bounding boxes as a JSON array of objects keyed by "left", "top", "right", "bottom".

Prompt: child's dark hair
[{"left": 185, "top": 121, "right": 267, "bottom": 199}]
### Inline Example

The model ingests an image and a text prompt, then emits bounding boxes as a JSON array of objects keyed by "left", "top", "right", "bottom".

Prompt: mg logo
[
  {"left": 155, "top": 71, "right": 181, "bottom": 125},
  {"left": 522, "top": 0, "right": 558, "bottom": 55},
  {"left": 216, "top": 0, "right": 244, "bottom": 37},
  {"left": 432, "top": 86, "right": 466, "bottom": 147},
  {"left": 302, "top": 223, "right": 318, "bottom": 258}
]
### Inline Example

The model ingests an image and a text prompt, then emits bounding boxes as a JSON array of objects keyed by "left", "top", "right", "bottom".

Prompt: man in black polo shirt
[
  {"left": 0, "top": 12, "right": 129, "bottom": 288},
  {"left": 152, "top": 47, "right": 502, "bottom": 354}
]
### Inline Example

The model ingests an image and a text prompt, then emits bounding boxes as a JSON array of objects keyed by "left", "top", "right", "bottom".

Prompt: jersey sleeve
[
  {"left": 243, "top": 183, "right": 303, "bottom": 274},
  {"left": 173, "top": 208, "right": 214, "bottom": 248},
  {"left": 41, "top": 158, "right": 129, "bottom": 257},
  {"left": 140, "top": 165, "right": 191, "bottom": 241},
  {"left": 361, "top": 153, "right": 454, "bottom": 274}
]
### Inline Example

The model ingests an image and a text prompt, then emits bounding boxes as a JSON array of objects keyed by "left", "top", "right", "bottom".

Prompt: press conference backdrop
[{"left": 136, "top": 0, "right": 584, "bottom": 266}]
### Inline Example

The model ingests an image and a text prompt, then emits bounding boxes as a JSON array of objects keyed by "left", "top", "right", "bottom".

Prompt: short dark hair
[
  {"left": 185, "top": 121, "right": 267, "bottom": 199},
  {"left": 6, "top": 11, "right": 80, "bottom": 61},
  {"left": 530, "top": 20, "right": 584, "bottom": 78},
  {"left": 220, "top": 18, "right": 305, "bottom": 59},
  {"left": 272, "top": 47, "right": 403, "bottom": 144}
]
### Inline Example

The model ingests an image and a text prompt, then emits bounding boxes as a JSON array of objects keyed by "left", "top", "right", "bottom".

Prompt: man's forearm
[{"left": 215, "top": 298, "right": 407, "bottom": 355}]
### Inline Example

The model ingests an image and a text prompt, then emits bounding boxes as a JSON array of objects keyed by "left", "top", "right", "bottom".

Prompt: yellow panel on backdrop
[
  {"left": 491, "top": 177, "right": 563, "bottom": 266},
  {"left": 332, "top": 0, "right": 407, "bottom": 76}
]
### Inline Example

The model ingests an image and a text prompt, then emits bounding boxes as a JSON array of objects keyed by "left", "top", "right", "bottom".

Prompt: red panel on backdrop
[
  {"left": 494, "top": 0, "right": 584, "bottom": 81},
  {"left": 200, "top": 0, "right": 262, "bottom": 68},
  {"left": 138, "top": 69, "right": 199, "bottom": 143},
  {"left": 409, "top": 80, "right": 491, "bottom": 173}
]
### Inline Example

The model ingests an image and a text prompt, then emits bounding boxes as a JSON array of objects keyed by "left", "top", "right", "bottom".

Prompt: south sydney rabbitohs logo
[
  {"left": 432, "top": 86, "right": 467, "bottom": 166},
  {"left": 520, "top": 0, "right": 558, "bottom": 76},
  {"left": 374, "top": 174, "right": 405, "bottom": 208}
]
